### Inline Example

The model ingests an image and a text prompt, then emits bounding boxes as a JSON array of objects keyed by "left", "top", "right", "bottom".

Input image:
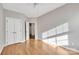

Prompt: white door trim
[
  {"left": 26, "top": 21, "right": 38, "bottom": 40},
  {"left": 26, "top": 22, "right": 29, "bottom": 40}
]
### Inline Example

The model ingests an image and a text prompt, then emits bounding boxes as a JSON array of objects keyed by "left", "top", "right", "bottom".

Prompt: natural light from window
[{"left": 42, "top": 23, "right": 69, "bottom": 46}]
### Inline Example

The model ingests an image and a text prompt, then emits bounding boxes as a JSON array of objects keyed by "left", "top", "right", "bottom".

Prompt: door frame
[{"left": 26, "top": 21, "right": 38, "bottom": 40}]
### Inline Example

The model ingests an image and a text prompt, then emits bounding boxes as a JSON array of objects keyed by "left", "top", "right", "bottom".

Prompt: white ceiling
[{"left": 2, "top": 3, "right": 66, "bottom": 18}]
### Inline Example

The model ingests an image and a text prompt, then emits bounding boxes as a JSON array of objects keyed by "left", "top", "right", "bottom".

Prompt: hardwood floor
[{"left": 1, "top": 39, "right": 79, "bottom": 55}]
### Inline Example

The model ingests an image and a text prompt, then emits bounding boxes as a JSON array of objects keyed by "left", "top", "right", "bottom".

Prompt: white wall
[
  {"left": 4, "top": 9, "right": 27, "bottom": 20},
  {"left": 37, "top": 3, "right": 79, "bottom": 50},
  {"left": 0, "top": 4, "right": 5, "bottom": 53},
  {"left": 4, "top": 9, "right": 38, "bottom": 40},
  {"left": 4, "top": 8, "right": 29, "bottom": 41}
]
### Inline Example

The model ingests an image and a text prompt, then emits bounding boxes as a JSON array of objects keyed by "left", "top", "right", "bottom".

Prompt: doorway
[{"left": 29, "top": 23, "right": 35, "bottom": 39}]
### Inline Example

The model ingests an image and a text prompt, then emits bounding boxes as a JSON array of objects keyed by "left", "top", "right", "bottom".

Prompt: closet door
[
  {"left": 6, "top": 17, "right": 25, "bottom": 45},
  {"left": 6, "top": 18, "right": 15, "bottom": 45},
  {"left": 14, "top": 19, "right": 23, "bottom": 43}
]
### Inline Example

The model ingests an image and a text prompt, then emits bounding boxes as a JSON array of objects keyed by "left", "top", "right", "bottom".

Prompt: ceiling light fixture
[{"left": 33, "top": 3, "right": 39, "bottom": 8}]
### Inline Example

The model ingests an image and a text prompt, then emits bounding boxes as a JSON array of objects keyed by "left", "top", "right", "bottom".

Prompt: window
[{"left": 42, "top": 23, "right": 69, "bottom": 46}]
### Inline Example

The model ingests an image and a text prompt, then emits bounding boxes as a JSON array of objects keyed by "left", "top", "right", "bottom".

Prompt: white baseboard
[
  {"left": 0, "top": 44, "right": 7, "bottom": 54},
  {"left": 60, "top": 46, "right": 79, "bottom": 53}
]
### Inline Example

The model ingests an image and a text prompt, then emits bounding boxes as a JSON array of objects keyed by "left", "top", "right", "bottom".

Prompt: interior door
[
  {"left": 6, "top": 18, "right": 15, "bottom": 45},
  {"left": 6, "top": 17, "right": 25, "bottom": 45},
  {"left": 14, "top": 19, "right": 23, "bottom": 43}
]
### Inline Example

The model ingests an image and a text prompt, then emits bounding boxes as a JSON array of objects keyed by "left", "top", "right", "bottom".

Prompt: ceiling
[{"left": 2, "top": 3, "right": 66, "bottom": 18}]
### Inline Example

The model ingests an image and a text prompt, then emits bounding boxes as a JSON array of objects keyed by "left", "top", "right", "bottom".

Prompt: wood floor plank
[{"left": 1, "top": 39, "right": 79, "bottom": 55}]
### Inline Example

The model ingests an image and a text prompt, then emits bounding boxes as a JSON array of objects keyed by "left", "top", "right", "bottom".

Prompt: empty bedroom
[{"left": 0, "top": 3, "right": 79, "bottom": 55}]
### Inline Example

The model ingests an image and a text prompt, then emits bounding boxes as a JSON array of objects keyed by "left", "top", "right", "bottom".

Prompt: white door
[
  {"left": 6, "top": 17, "right": 25, "bottom": 45},
  {"left": 6, "top": 18, "right": 15, "bottom": 45}
]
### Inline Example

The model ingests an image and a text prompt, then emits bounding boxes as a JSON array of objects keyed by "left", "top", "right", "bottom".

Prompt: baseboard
[{"left": 59, "top": 46, "right": 79, "bottom": 53}]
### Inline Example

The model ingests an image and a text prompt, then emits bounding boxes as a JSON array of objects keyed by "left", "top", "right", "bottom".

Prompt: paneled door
[{"left": 6, "top": 17, "right": 25, "bottom": 45}]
